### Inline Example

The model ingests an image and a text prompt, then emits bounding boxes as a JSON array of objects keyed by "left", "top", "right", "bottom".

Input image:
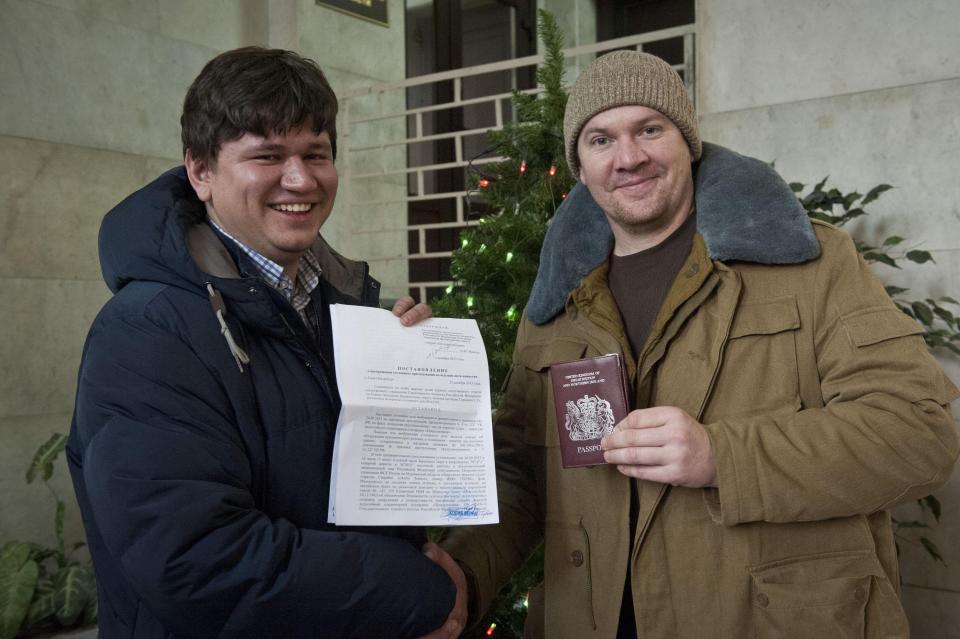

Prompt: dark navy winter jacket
[{"left": 67, "top": 167, "right": 455, "bottom": 638}]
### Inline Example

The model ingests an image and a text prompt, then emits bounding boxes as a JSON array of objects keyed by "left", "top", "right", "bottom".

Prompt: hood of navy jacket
[
  {"left": 98, "top": 166, "right": 378, "bottom": 343},
  {"left": 99, "top": 166, "right": 221, "bottom": 294}
]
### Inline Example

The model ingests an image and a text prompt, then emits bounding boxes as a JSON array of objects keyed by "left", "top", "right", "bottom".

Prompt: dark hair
[{"left": 181, "top": 47, "right": 338, "bottom": 164}]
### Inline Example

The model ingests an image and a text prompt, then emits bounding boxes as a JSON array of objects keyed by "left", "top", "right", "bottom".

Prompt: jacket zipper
[{"left": 278, "top": 313, "right": 336, "bottom": 406}]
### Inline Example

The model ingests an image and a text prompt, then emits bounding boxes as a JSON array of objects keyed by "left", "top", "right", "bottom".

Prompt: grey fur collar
[{"left": 526, "top": 142, "right": 820, "bottom": 325}]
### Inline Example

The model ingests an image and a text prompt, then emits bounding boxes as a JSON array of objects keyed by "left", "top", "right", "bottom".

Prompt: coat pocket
[
  {"left": 838, "top": 305, "right": 958, "bottom": 405},
  {"left": 516, "top": 340, "right": 588, "bottom": 447},
  {"left": 748, "top": 550, "right": 883, "bottom": 639},
  {"left": 709, "top": 296, "right": 801, "bottom": 419},
  {"left": 840, "top": 306, "right": 923, "bottom": 347}
]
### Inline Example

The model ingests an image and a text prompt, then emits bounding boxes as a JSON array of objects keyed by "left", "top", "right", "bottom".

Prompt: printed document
[{"left": 327, "top": 304, "right": 499, "bottom": 526}]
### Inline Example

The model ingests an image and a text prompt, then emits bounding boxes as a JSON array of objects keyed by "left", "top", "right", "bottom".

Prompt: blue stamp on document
[
  {"left": 444, "top": 503, "right": 480, "bottom": 520},
  {"left": 440, "top": 486, "right": 489, "bottom": 521}
]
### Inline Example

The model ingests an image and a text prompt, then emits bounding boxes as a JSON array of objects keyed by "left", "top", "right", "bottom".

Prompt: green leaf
[
  {"left": 885, "top": 285, "right": 909, "bottom": 297},
  {"left": 842, "top": 192, "right": 862, "bottom": 209},
  {"left": 861, "top": 183, "right": 894, "bottom": 206},
  {"left": 55, "top": 501, "right": 65, "bottom": 551},
  {"left": 25, "top": 545, "right": 59, "bottom": 567},
  {"left": 24, "top": 583, "right": 56, "bottom": 628},
  {"left": 881, "top": 236, "right": 904, "bottom": 247},
  {"left": 905, "top": 250, "right": 934, "bottom": 265},
  {"left": 920, "top": 537, "right": 945, "bottom": 564},
  {"left": 924, "top": 334, "right": 944, "bottom": 349},
  {"left": 789, "top": 182, "right": 805, "bottom": 193},
  {"left": 923, "top": 495, "right": 942, "bottom": 522},
  {"left": 0, "top": 558, "right": 38, "bottom": 639},
  {"left": 25, "top": 433, "right": 68, "bottom": 484},
  {"left": 939, "top": 296, "right": 959, "bottom": 306},
  {"left": 862, "top": 252, "right": 898, "bottom": 268},
  {"left": 912, "top": 302, "right": 935, "bottom": 326},
  {"left": 807, "top": 210, "right": 841, "bottom": 225},
  {"left": 0, "top": 544, "right": 30, "bottom": 574},
  {"left": 932, "top": 306, "right": 957, "bottom": 327},
  {"left": 842, "top": 207, "right": 866, "bottom": 221},
  {"left": 53, "top": 565, "right": 93, "bottom": 626}
]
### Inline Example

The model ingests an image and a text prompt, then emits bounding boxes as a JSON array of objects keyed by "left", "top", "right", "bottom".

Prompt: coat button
[
  {"left": 569, "top": 550, "right": 584, "bottom": 567},
  {"left": 305, "top": 361, "right": 312, "bottom": 368},
  {"left": 853, "top": 586, "right": 866, "bottom": 601},
  {"left": 755, "top": 592, "right": 769, "bottom": 607},
  {"left": 684, "top": 263, "right": 700, "bottom": 278},
  {"left": 248, "top": 287, "right": 258, "bottom": 295}
]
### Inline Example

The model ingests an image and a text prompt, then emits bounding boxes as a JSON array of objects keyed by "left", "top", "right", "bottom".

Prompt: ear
[
  {"left": 578, "top": 166, "right": 584, "bottom": 183},
  {"left": 184, "top": 149, "right": 214, "bottom": 203}
]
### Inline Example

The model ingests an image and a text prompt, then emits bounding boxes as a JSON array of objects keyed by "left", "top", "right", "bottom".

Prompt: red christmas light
[
  {"left": 486, "top": 622, "right": 497, "bottom": 636},
  {"left": 479, "top": 178, "right": 490, "bottom": 188},
  {"left": 548, "top": 165, "right": 557, "bottom": 176},
  {"left": 561, "top": 192, "right": 568, "bottom": 200},
  {"left": 519, "top": 160, "right": 527, "bottom": 175}
]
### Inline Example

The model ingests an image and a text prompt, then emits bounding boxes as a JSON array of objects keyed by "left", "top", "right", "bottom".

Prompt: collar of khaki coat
[
  {"left": 569, "top": 233, "right": 743, "bottom": 568},
  {"left": 528, "top": 142, "right": 820, "bottom": 325},
  {"left": 571, "top": 232, "right": 723, "bottom": 385}
]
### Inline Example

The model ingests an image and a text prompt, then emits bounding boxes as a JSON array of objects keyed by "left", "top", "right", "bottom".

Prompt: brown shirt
[
  {"left": 608, "top": 212, "right": 698, "bottom": 361},
  {"left": 607, "top": 211, "right": 697, "bottom": 639}
]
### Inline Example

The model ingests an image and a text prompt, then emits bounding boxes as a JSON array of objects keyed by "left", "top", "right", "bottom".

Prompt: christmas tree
[
  {"left": 432, "top": 9, "right": 575, "bottom": 406},
  {"left": 430, "top": 10, "right": 573, "bottom": 637}
]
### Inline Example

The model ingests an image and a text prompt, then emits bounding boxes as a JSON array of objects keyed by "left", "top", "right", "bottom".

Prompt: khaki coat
[{"left": 446, "top": 221, "right": 959, "bottom": 638}]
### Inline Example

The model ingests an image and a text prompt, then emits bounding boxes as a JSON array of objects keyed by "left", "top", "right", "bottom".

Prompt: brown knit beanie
[{"left": 563, "top": 50, "right": 701, "bottom": 177}]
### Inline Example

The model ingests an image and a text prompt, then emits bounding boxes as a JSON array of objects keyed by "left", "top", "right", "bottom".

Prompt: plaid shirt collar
[{"left": 207, "top": 219, "right": 322, "bottom": 316}]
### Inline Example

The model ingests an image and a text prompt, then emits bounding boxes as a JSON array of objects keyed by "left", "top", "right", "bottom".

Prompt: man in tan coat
[{"left": 443, "top": 51, "right": 959, "bottom": 638}]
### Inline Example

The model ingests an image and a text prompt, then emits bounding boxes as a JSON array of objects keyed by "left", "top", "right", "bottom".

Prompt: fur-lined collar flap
[{"left": 526, "top": 142, "right": 820, "bottom": 325}]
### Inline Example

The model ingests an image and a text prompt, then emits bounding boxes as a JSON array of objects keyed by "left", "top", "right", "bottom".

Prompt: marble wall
[
  {"left": 0, "top": 0, "right": 407, "bottom": 546},
  {"left": 696, "top": 1, "right": 960, "bottom": 635}
]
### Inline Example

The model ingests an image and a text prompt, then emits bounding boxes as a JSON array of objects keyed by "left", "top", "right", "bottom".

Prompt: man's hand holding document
[{"left": 328, "top": 304, "right": 499, "bottom": 526}]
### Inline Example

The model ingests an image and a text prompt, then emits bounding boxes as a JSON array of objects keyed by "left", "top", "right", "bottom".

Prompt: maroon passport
[{"left": 548, "top": 354, "right": 629, "bottom": 468}]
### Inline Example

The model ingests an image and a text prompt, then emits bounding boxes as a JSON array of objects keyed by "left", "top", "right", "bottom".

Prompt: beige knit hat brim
[{"left": 563, "top": 50, "right": 701, "bottom": 177}]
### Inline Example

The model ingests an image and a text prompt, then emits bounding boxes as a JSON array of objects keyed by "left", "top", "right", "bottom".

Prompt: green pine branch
[{"left": 432, "top": 9, "right": 574, "bottom": 403}]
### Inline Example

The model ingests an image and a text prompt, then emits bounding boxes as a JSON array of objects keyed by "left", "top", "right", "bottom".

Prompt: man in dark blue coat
[{"left": 68, "top": 47, "right": 466, "bottom": 639}]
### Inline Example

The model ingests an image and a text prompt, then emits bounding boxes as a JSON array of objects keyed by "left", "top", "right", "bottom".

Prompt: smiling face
[
  {"left": 185, "top": 122, "right": 338, "bottom": 277},
  {"left": 577, "top": 105, "right": 694, "bottom": 254}
]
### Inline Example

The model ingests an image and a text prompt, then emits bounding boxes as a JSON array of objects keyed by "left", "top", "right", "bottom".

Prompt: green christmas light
[
  {"left": 445, "top": 284, "right": 453, "bottom": 294},
  {"left": 479, "top": 243, "right": 487, "bottom": 253},
  {"left": 424, "top": 11, "right": 575, "bottom": 634}
]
